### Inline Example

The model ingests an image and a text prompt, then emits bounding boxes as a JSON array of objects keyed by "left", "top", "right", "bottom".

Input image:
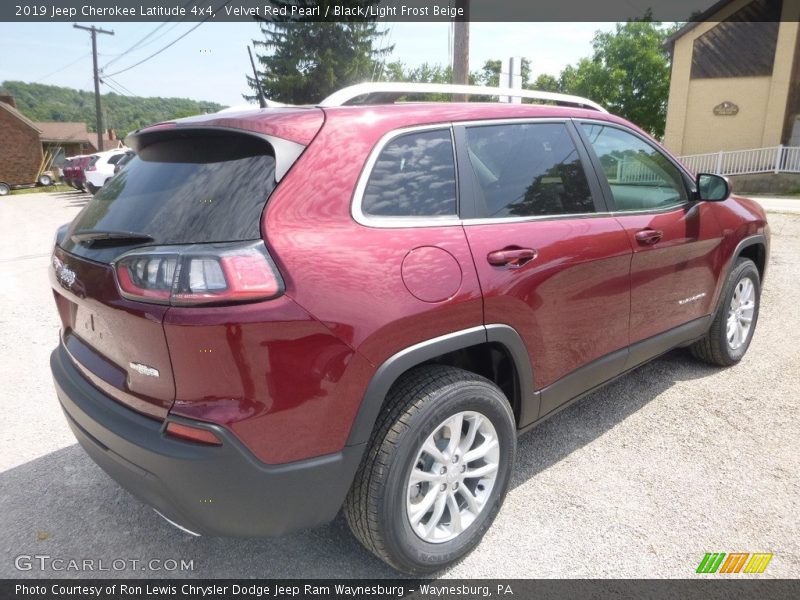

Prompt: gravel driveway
[{"left": 1, "top": 191, "right": 798, "bottom": 578}]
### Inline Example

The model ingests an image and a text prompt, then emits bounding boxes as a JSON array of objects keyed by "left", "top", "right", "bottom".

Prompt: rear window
[
  {"left": 64, "top": 132, "right": 276, "bottom": 252},
  {"left": 361, "top": 129, "right": 457, "bottom": 217}
]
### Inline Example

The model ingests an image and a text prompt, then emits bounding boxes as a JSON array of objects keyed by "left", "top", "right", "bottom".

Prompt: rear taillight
[
  {"left": 114, "top": 241, "right": 283, "bottom": 306},
  {"left": 165, "top": 421, "right": 222, "bottom": 446}
]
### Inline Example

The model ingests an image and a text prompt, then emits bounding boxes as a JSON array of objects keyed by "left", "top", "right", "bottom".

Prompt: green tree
[
  {"left": 558, "top": 15, "right": 676, "bottom": 137},
  {"left": 529, "top": 73, "right": 561, "bottom": 93},
  {"left": 249, "top": 2, "right": 393, "bottom": 104},
  {"left": 380, "top": 61, "right": 470, "bottom": 102},
  {"left": 477, "top": 59, "right": 532, "bottom": 87},
  {"left": 0, "top": 80, "right": 222, "bottom": 139},
  {"left": 382, "top": 61, "right": 452, "bottom": 84}
]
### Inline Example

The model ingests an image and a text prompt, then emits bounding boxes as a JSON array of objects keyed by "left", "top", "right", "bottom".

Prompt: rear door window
[
  {"left": 62, "top": 132, "right": 277, "bottom": 257},
  {"left": 464, "top": 122, "right": 596, "bottom": 218}
]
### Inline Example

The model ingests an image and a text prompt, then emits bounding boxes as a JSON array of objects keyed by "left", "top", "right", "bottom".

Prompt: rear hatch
[{"left": 51, "top": 115, "right": 320, "bottom": 419}]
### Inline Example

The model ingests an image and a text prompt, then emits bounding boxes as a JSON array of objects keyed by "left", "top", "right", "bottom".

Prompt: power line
[
  {"left": 32, "top": 53, "right": 91, "bottom": 83},
  {"left": 100, "top": 0, "right": 197, "bottom": 71},
  {"left": 103, "top": 76, "right": 138, "bottom": 97},
  {"left": 102, "top": 0, "right": 233, "bottom": 78},
  {"left": 101, "top": 78, "right": 127, "bottom": 96},
  {"left": 101, "top": 22, "right": 172, "bottom": 70}
]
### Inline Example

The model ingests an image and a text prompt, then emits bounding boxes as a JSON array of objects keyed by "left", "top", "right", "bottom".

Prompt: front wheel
[
  {"left": 691, "top": 257, "right": 761, "bottom": 366},
  {"left": 345, "top": 365, "right": 516, "bottom": 574}
]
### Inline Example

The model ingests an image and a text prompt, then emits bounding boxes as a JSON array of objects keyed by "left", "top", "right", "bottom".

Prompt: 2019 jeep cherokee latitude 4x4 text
[{"left": 49, "top": 84, "right": 769, "bottom": 574}]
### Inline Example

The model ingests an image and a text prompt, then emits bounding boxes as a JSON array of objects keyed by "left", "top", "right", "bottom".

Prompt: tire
[
  {"left": 38, "top": 174, "right": 52, "bottom": 186},
  {"left": 0, "top": 182, "right": 10, "bottom": 196},
  {"left": 86, "top": 183, "right": 98, "bottom": 195},
  {"left": 344, "top": 365, "right": 516, "bottom": 574},
  {"left": 691, "top": 257, "right": 761, "bottom": 366}
]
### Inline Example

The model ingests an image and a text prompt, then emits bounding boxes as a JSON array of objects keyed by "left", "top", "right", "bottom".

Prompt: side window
[
  {"left": 581, "top": 124, "right": 688, "bottom": 212},
  {"left": 362, "top": 129, "right": 457, "bottom": 217},
  {"left": 464, "top": 122, "right": 595, "bottom": 218}
]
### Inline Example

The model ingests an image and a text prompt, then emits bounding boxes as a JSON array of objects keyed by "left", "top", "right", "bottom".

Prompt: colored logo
[{"left": 696, "top": 552, "right": 773, "bottom": 574}]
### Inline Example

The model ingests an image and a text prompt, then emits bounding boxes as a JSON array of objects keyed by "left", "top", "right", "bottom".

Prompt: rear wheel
[
  {"left": 691, "top": 257, "right": 760, "bottom": 366},
  {"left": 38, "top": 174, "right": 52, "bottom": 186},
  {"left": 86, "top": 183, "right": 99, "bottom": 195},
  {"left": 345, "top": 365, "right": 516, "bottom": 574},
  {"left": 0, "top": 182, "right": 10, "bottom": 196}
]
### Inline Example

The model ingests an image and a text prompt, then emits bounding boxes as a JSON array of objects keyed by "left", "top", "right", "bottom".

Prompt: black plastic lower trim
[
  {"left": 527, "top": 315, "right": 713, "bottom": 428},
  {"left": 51, "top": 344, "right": 364, "bottom": 537}
]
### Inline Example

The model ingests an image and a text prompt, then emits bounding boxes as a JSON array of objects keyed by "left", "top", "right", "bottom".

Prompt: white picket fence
[{"left": 679, "top": 145, "right": 800, "bottom": 176}]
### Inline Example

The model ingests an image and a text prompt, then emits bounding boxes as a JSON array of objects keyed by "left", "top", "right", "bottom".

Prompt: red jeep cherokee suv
[{"left": 50, "top": 83, "right": 769, "bottom": 573}]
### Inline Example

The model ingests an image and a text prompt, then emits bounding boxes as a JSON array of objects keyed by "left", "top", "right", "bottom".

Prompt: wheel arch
[
  {"left": 345, "top": 325, "right": 536, "bottom": 447},
  {"left": 734, "top": 235, "right": 767, "bottom": 282}
]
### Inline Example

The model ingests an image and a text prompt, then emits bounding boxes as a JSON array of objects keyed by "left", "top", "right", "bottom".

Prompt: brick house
[
  {"left": 0, "top": 93, "right": 99, "bottom": 192},
  {"left": 36, "top": 121, "right": 97, "bottom": 159},
  {"left": 0, "top": 93, "right": 43, "bottom": 190}
]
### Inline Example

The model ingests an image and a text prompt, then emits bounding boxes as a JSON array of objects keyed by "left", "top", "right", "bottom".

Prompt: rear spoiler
[{"left": 126, "top": 124, "right": 306, "bottom": 183}]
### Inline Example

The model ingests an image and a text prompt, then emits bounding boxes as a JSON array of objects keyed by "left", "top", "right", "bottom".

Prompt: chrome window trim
[
  {"left": 460, "top": 202, "right": 691, "bottom": 227},
  {"left": 351, "top": 118, "right": 696, "bottom": 229},
  {"left": 456, "top": 116, "right": 574, "bottom": 128}
]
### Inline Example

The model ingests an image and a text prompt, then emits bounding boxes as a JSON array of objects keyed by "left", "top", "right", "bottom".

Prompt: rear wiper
[{"left": 71, "top": 229, "right": 154, "bottom": 247}]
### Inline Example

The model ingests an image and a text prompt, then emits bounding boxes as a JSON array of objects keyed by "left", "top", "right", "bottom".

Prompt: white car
[{"left": 85, "top": 149, "right": 130, "bottom": 195}]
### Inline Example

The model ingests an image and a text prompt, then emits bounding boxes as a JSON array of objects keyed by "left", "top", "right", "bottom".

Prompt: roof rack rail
[{"left": 318, "top": 82, "right": 607, "bottom": 113}]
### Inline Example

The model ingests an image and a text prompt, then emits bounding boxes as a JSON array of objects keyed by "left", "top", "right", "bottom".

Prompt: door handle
[
  {"left": 487, "top": 247, "right": 537, "bottom": 267},
  {"left": 634, "top": 228, "right": 663, "bottom": 245}
]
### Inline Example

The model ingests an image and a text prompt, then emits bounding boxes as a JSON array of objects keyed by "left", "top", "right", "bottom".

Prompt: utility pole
[
  {"left": 74, "top": 24, "right": 114, "bottom": 152},
  {"left": 452, "top": 0, "right": 470, "bottom": 101}
]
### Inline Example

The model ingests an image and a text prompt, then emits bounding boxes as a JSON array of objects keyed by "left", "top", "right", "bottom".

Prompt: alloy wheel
[
  {"left": 406, "top": 411, "right": 500, "bottom": 544},
  {"left": 727, "top": 276, "right": 756, "bottom": 350}
]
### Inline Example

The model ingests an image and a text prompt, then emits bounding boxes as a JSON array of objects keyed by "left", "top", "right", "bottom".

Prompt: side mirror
[{"left": 696, "top": 173, "right": 731, "bottom": 201}]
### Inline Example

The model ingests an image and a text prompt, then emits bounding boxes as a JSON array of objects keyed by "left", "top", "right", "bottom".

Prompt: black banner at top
[{"left": 2, "top": 0, "right": 797, "bottom": 23}]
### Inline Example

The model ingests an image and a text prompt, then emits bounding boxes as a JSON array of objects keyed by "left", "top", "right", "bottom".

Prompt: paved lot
[
  {"left": 1, "top": 191, "right": 798, "bottom": 579},
  {"left": 751, "top": 196, "right": 800, "bottom": 214}
]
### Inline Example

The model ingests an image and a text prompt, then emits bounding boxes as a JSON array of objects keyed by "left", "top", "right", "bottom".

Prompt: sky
[{"left": 0, "top": 22, "right": 619, "bottom": 107}]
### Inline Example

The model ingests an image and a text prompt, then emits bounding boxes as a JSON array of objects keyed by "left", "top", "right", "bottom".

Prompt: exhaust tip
[{"left": 154, "top": 509, "right": 201, "bottom": 537}]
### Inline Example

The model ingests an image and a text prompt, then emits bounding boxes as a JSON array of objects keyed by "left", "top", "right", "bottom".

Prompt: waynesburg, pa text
[{"left": 15, "top": 583, "right": 514, "bottom": 597}]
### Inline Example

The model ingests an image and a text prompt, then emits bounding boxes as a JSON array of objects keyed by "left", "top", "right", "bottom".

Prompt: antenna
[{"left": 247, "top": 45, "right": 267, "bottom": 109}]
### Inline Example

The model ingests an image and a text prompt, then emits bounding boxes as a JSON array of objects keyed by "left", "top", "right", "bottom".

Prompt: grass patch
[{"left": 9, "top": 184, "right": 75, "bottom": 195}]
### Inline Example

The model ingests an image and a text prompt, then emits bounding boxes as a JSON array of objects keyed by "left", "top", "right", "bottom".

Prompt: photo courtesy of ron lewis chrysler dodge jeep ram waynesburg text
[{"left": 49, "top": 83, "right": 769, "bottom": 574}]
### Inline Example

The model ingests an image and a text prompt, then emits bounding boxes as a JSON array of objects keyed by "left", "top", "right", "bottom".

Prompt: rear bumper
[{"left": 51, "top": 345, "right": 364, "bottom": 537}]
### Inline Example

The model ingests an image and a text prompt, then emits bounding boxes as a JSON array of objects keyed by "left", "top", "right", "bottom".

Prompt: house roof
[
  {"left": 0, "top": 99, "right": 40, "bottom": 133},
  {"left": 663, "top": 0, "right": 737, "bottom": 52},
  {"left": 35, "top": 121, "right": 92, "bottom": 144}
]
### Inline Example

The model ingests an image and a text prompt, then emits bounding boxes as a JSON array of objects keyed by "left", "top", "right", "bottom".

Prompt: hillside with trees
[{"left": 0, "top": 81, "right": 223, "bottom": 138}]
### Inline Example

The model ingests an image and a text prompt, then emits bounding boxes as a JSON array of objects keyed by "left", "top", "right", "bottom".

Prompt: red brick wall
[{"left": 0, "top": 108, "right": 43, "bottom": 186}]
